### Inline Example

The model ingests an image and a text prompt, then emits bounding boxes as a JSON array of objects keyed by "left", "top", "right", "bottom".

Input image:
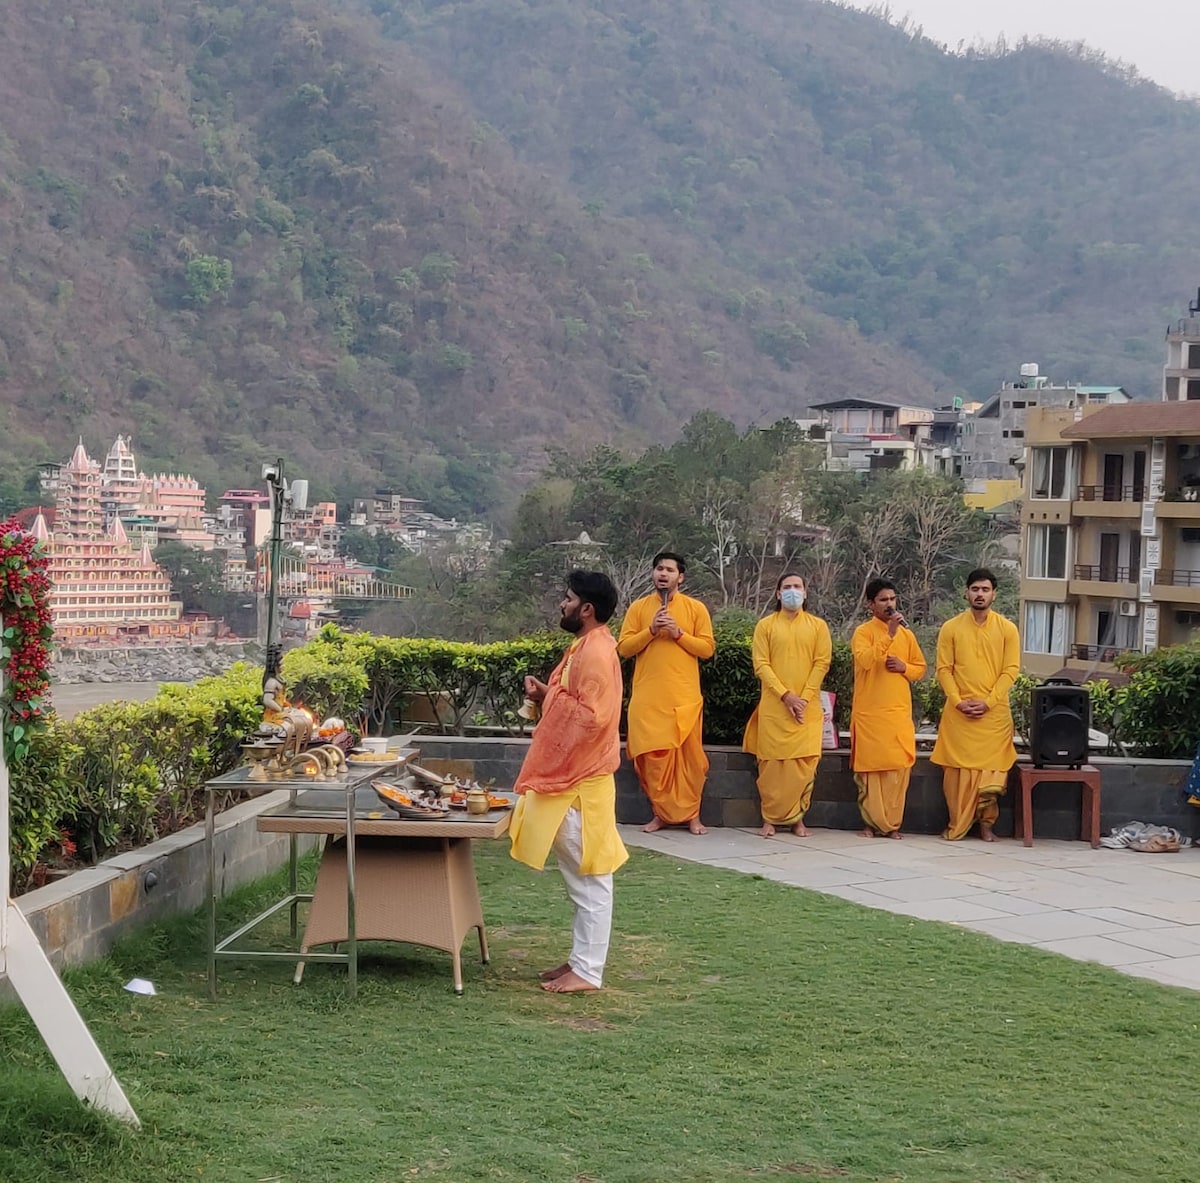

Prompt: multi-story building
[
  {"left": 350, "top": 491, "right": 425, "bottom": 529},
  {"left": 290, "top": 501, "right": 340, "bottom": 556},
  {"left": 28, "top": 441, "right": 188, "bottom": 642},
  {"left": 1162, "top": 289, "right": 1200, "bottom": 402},
  {"left": 89, "top": 435, "right": 218, "bottom": 549},
  {"left": 960, "top": 364, "right": 1130, "bottom": 482},
  {"left": 1018, "top": 304, "right": 1200, "bottom": 675},
  {"left": 808, "top": 397, "right": 938, "bottom": 473}
]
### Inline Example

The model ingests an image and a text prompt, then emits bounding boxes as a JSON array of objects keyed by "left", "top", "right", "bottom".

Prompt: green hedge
[
  {"left": 7, "top": 663, "right": 261, "bottom": 891},
  {"left": 8, "top": 629, "right": 1200, "bottom": 892},
  {"left": 289, "top": 623, "right": 1130, "bottom": 752},
  {"left": 285, "top": 627, "right": 568, "bottom": 735},
  {"left": 251, "top": 623, "right": 1200, "bottom": 757}
]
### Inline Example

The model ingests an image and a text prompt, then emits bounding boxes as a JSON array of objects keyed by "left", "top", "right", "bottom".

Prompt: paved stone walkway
[{"left": 621, "top": 825, "right": 1200, "bottom": 991}]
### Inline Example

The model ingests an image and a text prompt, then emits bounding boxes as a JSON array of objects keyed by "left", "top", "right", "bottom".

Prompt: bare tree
[
  {"left": 853, "top": 498, "right": 906, "bottom": 608},
  {"left": 601, "top": 545, "right": 657, "bottom": 611},
  {"left": 696, "top": 479, "right": 743, "bottom": 607}
]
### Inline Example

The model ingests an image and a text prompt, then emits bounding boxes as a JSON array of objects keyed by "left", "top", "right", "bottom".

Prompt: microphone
[
  {"left": 886, "top": 606, "right": 905, "bottom": 628},
  {"left": 659, "top": 587, "right": 669, "bottom": 609}
]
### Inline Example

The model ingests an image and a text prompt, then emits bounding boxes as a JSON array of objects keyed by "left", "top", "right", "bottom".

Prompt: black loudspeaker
[{"left": 1029, "top": 679, "right": 1090, "bottom": 768}]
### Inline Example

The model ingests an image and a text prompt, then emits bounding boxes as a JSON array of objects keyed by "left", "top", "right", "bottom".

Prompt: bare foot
[
  {"left": 538, "top": 962, "right": 570, "bottom": 982},
  {"left": 887, "top": 830, "right": 903, "bottom": 840},
  {"left": 858, "top": 827, "right": 876, "bottom": 838},
  {"left": 758, "top": 822, "right": 776, "bottom": 838},
  {"left": 688, "top": 817, "right": 708, "bottom": 835},
  {"left": 980, "top": 824, "right": 996, "bottom": 843},
  {"left": 641, "top": 816, "right": 665, "bottom": 833},
  {"left": 792, "top": 822, "right": 812, "bottom": 837},
  {"left": 540, "top": 969, "right": 599, "bottom": 993}
]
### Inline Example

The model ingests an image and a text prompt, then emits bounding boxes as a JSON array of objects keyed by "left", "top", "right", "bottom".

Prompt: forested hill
[
  {"left": 3, "top": 1, "right": 1200, "bottom": 520},
  {"left": 369, "top": 0, "right": 1200, "bottom": 397},
  {"left": 0, "top": 0, "right": 941, "bottom": 519}
]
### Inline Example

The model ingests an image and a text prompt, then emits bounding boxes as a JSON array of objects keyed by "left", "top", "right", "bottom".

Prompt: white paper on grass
[{"left": 123, "top": 978, "right": 156, "bottom": 996}]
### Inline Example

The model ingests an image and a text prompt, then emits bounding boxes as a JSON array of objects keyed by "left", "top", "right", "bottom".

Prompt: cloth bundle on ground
[{"left": 1099, "top": 821, "right": 1190, "bottom": 853}]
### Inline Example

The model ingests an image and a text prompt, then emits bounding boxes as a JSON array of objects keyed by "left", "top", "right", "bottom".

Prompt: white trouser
[{"left": 552, "top": 806, "right": 614, "bottom": 987}]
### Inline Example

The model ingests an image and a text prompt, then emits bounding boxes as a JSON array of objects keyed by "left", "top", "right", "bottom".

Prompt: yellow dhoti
[
  {"left": 941, "top": 768, "right": 1008, "bottom": 841},
  {"left": 755, "top": 756, "right": 819, "bottom": 826},
  {"left": 633, "top": 722, "right": 708, "bottom": 825},
  {"left": 855, "top": 769, "right": 910, "bottom": 836},
  {"left": 509, "top": 774, "right": 629, "bottom": 875}
]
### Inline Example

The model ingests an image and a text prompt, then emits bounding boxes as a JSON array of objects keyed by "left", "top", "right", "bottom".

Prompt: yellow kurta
[
  {"left": 849, "top": 617, "right": 926, "bottom": 773},
  {"left": 930, "top": 610, "right": 1020, "bottom": 772},
  {"left": 742, "top": 611, "right": 833, "bottom": 760},
  {"left": 509, "top": 773, "right": 629, "bottom": 875},
  {"left": 743, "top": 611, "right": 832, "bottom": 826},
  {"left": 617, "top": 591, "right": 715, "bottom": 823}
]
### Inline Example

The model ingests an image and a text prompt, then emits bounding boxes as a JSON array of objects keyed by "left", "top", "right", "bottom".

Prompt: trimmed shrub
[{"left": 11, "top": 629, "right": 1200, "bottom": 889}]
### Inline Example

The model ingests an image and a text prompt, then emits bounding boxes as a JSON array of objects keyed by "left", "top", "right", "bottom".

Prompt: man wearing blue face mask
[{"left": 742, "top": 572, "right": 833, "bottom": 837}]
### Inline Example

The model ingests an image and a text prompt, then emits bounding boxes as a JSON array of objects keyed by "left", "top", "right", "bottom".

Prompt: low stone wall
[
  {"left": 13, "top": 792, "right": 316, "bottom": 972},
  {"left": 412, "top": 736, "right": 1198, "bottom": 842},
  {"left": 52, "top": 640, "right": 259, "bottom": 685}
]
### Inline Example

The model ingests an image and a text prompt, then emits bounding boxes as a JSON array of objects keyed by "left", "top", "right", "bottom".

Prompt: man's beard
[{"left": 560, "top": 608, "right": 584, "bottom": 634}]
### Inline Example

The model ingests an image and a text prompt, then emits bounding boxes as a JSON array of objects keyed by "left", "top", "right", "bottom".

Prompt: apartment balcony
[
  {"left": 1152, "top": 569, "right": 1200, "bottom": 606},
  {"left": 1077, "top": 484, "right": 1144, "bottom": 502},
  {"left": 1156, "top": 489, "right": 1200, "bottom": 520},
  {"left": 1068, "top": 564, "right": 1136, "bottom": 598},
  {"left": 1072, "top": 485, "right": 1143, "bottom": 518},
  {"left": 1070, "top": 643, "right": 1123, "bottom": 664},
  {"left": 1073, "top": 564, "right": 1133, "bottom": 583}
]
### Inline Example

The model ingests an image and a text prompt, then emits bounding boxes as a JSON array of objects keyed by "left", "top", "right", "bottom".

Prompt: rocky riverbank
[{"left": 52, "top": 641, "right": 261, "bottom": 684}]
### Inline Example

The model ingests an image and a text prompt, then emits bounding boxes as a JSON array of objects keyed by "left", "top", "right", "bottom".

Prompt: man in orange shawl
[
  {"left": 931, "top": 568, "right": 1019, "bottom": 841},
  {"left": 509, "top": 570, "right": 628, "bottom": 993},
  {"left": 850, "top": 579, "right": 927, "bottom": 839},
  {"left": 617, "top": 551, "right": 715, "bottom": 835}
]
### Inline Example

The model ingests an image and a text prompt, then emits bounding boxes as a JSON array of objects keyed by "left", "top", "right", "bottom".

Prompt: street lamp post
[{"left": 260, "top": 460, "right": 308, "bottom": 686}]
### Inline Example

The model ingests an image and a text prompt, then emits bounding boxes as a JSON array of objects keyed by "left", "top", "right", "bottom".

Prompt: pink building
[{"left": 32, "top": 440, "right": 190, "bottom": 641}]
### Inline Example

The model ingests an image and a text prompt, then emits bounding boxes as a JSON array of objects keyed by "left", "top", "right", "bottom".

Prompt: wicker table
[
  {"left": 256, "top": 800, "right": 511, "bottom": 994},
  {"left": 205, "top": 752, "right": 421, "bottom": 1000}
]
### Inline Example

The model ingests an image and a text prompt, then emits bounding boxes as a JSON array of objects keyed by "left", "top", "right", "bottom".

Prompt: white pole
[{"left": 0, "top": 668, "right": 139, "bottom": 1126}]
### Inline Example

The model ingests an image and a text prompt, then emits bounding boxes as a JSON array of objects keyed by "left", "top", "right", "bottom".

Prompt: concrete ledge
[
  {"left": 12, "top": 792, "right": 318, "bottom": 972},
  {"left": 413, "top": 737, "right": 1198, "bottom": 841}
]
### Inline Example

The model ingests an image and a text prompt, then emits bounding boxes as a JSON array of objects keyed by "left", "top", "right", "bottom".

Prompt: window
[
  {"left": 1030, "top": 446, "right": 1074, "bottom": 499},
  {"left": 1024, "top": 601, "right": 1072, "bottom": 656},
  {"left": 1027, "top": 524, "right": 1069, "bottom": 580}
]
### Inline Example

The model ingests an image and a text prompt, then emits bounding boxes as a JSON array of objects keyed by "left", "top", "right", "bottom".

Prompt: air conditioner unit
[{"left": 1119, "top": 600, "right": 1139, "bottom": 617}]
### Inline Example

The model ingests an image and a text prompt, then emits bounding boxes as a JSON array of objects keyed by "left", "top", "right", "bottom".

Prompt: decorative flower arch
[{"left": 0, "top": 517, "right": 53, "bottom": 762}]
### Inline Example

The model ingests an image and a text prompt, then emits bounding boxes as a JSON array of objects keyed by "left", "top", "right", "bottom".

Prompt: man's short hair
[
  {"left": 865, "top": 578, "right": 896, "bottom": 602},
  {"left": 966, "top": 567, "right": 998, "bottom": 589},
  {"left": 567, "top": 570, "right": 619, "bottom": 623},
  {"left": 652, "top": 551, "right": 687, "bottom": 574}
]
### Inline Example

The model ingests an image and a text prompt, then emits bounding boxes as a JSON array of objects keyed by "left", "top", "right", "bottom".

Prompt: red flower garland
[{"left": 0, "top": 517, "right": 54, "bottom": 763}]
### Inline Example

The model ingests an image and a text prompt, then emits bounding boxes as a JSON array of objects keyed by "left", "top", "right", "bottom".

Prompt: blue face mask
[{"left": 780, "top": 587, "right": 805, "bottom": 611}]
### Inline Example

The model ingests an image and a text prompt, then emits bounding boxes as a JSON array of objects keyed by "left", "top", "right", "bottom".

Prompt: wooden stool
[{"left": 1012, "top": 764, "right": 1101, "bottom": 848}]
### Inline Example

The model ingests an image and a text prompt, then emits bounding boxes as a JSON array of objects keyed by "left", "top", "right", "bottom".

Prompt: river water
[{"left": 50, "top": 681, "right": 171, "bottom": 721}]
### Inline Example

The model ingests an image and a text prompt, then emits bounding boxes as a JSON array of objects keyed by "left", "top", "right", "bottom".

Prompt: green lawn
[{"left": 0, "top": 843, "right": 1195, "bottom": 1183}]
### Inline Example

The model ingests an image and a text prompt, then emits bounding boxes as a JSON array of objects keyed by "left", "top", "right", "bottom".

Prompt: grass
[{"left": 0, "top": 843, "right": 1197, "bottom": 1183}]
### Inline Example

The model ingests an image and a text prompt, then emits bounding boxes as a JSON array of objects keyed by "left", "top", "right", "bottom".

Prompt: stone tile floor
[{"left": 621, "top": 825, "right": 1200, "bottom": 991}]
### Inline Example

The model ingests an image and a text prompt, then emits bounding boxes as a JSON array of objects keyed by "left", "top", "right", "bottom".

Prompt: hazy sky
[{"left": 850, "top": 1, "right": 1197, "bottom": 97}]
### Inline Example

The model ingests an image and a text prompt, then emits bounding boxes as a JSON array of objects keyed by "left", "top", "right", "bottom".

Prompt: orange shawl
[{"left": 515, "top": 628, "right": 623, "bottom": 794}]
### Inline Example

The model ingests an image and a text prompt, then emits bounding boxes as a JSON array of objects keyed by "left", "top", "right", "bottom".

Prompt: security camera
[{"left": 262, "top": 462, "right": 280, "bottom": 482}]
